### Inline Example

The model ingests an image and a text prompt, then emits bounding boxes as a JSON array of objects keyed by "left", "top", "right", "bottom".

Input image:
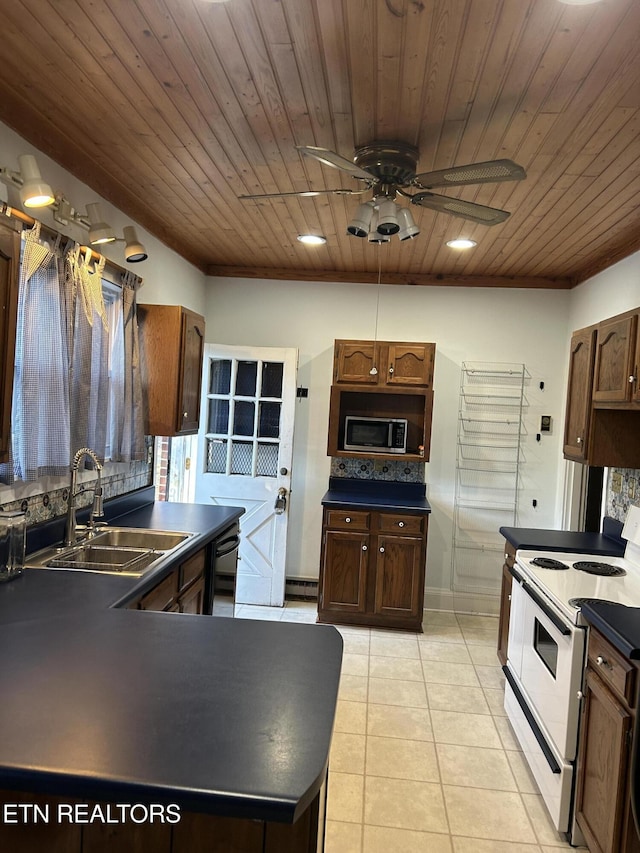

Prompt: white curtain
[
  {"left": 109, "top": 272, "right": 145, "bottom": 462},
  {"left": 11, "top": 224, "right": 71, "bottom": 481}
]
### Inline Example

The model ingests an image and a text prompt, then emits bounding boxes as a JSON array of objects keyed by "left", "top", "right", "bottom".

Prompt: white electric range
[{"left": 504, "top": 504, "right": 640, "bottom": 843}]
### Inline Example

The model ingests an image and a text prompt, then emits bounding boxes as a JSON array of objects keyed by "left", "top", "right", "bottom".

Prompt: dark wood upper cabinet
[
  {"left": 563, "top": 327, "right": 596, "bottom": 462},
  {"left": 0, "top": 221, "right": 20, "bottom": 464},
  {"left": 138, "top": 304, "right": 205, "bottom": 436},
  {"left": 593, "top": 314, "right": 637, "bottom": 404},
  {"left": 334, "top": 339, "right": 434, "bottom": 389}
]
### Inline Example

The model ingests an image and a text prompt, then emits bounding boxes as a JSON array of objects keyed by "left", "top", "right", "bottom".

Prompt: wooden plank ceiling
[{"left": 0, "top": 0, "right": 639, "bottom": 288}]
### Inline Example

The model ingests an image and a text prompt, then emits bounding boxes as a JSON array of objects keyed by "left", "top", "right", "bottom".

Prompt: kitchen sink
[
  {"left": 90, "top": 528, "right": 191, "bottom": 550},
  {"left": 23, "top": 528, "right": 195, "bottom": 577}
]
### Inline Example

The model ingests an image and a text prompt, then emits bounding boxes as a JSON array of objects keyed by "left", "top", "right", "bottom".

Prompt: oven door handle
[
  {"left": 503, "top": 666, "right": 561, "bottom": 775},
  {"left": 520, "top": 579, "right": 572, "bottom": 636}
]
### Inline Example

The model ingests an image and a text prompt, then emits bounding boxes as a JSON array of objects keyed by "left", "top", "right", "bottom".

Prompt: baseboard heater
[{"left": 214, "top": 573, "right": 318, "bottom": 601}]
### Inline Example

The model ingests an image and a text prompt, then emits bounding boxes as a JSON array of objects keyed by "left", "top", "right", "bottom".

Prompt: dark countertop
[
  {"left": 500, "top": 519, "right": 625, "bottom": 557},
  {"left": 322, "top": 477, "right": 431, "bottom": 513},
  {"left": 580, "top": 602, "right": 640, "bottom": 660},
  {"left": 0, "top": 493, "right": 343, "bottom": 823}
]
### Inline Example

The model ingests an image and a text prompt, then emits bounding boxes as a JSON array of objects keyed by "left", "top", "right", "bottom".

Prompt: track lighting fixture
[
  {"left": 86, "top": 202, "right": 116, "bottom": 245},
  {"left": 0, "top": 153, "right": 55, "bottom": 208},
  {"left": 122, "top": 226, "right": 148, "bottom": 262},
  {"left": 0, "top": 154, "right": 149, "bottom": 263}
]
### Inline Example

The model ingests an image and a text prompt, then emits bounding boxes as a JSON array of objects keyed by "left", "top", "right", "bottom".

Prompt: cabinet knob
[
  {"left": 595, "top": 655, "right": 611, "bottom": 669},
  {"left": 345, "top": 517, "right": 351, "bottom": 523},
  {"left": 577, "top": 690, "right": 583, "bottom": 700},
  {"left": 576, "top": 436, "right": 582, "bottom": 444},
  {"left": 388, "top": 366, "right": 394, "bottom": 375},
  {"left": 398, "top": 521, "right": 405, "bottom": 528},
  {"left": 629, "top": 375, "right": 636, "bottom": 384},
  {"left": 183, "top": 411, "right": 188, "bottom": 419},
  {"left": 379, "top": 547, "right": 385, "bottom": 553},
  {"left": 508, "top": 594, "right": 511, "bottom": 601},
  {"left": 362, "top": 545, "right": 367, "bottom": 552}
]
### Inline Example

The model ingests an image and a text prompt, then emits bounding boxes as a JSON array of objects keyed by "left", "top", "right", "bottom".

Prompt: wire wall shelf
[{"left": 452, "top": 362, "right": 529, "bottom": 597}]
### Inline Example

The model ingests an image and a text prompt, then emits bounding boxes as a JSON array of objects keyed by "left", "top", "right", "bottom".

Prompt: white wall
[
  {"left": 204, "top": 276, "right": 572, "bottom": 607},
  {"left": 0, "top": 122, "right": 207, "bottom": 312},
  {"left": 569, "top": 253, "right": 640, "bottom": 330}
]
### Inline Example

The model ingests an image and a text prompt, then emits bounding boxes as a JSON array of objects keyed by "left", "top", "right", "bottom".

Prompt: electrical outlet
[{"left": 612, "top": 472, "right": 623, "bottom": 494}]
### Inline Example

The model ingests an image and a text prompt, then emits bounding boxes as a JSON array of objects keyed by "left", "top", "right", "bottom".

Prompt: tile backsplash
[
  {"left": 0, "top": 442, "right": 153, "bottom": 525},
  {"left": 330, "top": 457, "right": 425, "bottom": 483},
  {"left": 606, "top": 466, "right": 640, "bottom": 522}
]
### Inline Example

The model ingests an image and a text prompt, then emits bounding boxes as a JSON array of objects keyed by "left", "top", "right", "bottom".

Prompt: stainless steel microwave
[{"left": 343, "top": 416, "right": 408, "bottom": 454}]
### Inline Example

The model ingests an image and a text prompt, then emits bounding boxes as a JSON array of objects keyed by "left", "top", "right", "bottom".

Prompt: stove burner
[
  {"left": 573, "top": 561, "right": 626, "bottom": 577},
  {"left": 531, "top": 557, "right": 570, "bottom": 570},
  {"left": 569, "top": 597, "right": 626, "bottom": 610}
]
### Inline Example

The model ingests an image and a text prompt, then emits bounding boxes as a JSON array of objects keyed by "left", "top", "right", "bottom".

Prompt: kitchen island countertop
[{"left": 0, "top": 494, "right": 343, "bottom": 825}]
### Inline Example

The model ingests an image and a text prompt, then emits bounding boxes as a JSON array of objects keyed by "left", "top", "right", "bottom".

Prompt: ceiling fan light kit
[{"left": 241, "top": 140, "right": 527, "bottom": 245}]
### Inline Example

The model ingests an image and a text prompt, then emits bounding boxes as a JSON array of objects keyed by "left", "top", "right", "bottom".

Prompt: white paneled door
[{"left": 195, "top": 345, "right": 298, "bottom": 606}]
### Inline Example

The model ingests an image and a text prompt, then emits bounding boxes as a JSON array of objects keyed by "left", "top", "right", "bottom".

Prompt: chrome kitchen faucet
[{"left": 64, "top": 448, "right": 105, "bottom": 546}]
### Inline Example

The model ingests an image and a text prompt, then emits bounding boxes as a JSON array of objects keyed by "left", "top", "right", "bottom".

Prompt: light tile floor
[{"left": 212, "top": 598, "right": 587, "bottom": 853}]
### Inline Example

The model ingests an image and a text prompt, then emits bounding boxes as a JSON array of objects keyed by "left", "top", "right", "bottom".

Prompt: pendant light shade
[
  {"left": 376, "top": 199, "right": 400, "bottom": 235},
  {"left": 17, "top": 154, "right": 55, "bottom": 208},
  {"left": 123, "top": 225, "right": 148, "bottom": 262},
  {"left": 86, "top": 202, "right": 116, "bottom": 245},
  {"left": 347, "top": 202, "right": 374, "bottom": 237},
  {"left": 397, "top": 207, "right": 420, "bottom": 241}
]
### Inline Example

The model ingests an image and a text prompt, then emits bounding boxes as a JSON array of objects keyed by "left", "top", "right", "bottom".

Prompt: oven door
[{"left": 509, "top": 574, "right": 586, "bottom": 761}]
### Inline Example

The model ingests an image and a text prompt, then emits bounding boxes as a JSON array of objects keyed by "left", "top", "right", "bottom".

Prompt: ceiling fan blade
[
  {"left": 411, "top": 192, "right": 511, "bottom": 226},
  {"left": 414, "top": 159, "right": 526, "bottom": 189},
  {"left": 296, "top": 145, "right": 375, "bottom": 181},
  {"left": 239, "top": 188, "right": 369, "bottom": 200}
]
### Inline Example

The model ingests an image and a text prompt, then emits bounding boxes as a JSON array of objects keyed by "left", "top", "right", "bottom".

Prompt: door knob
[{"left": 274, "top": 487, "right": 287, "bottom": 515}]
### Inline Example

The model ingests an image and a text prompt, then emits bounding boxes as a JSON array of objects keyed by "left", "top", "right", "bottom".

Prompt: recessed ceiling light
[
  {"left": 446, "top": 238, "right": 477, "bottom": 250},
  {"left": 297, "top": 234, "right": 327, "bottom": 246}
]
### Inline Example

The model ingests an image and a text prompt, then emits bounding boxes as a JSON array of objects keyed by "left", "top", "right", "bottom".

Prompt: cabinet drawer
[
  {"left": 588, "top": 629, "right": 636, "bottom": 707},
  {"left": 179, "top": 549, "right": 206, "bottom": 591},
  {"left": 325, "top": 510, "right": 370, "bottom": 531},
  {"left": 377, "top": 514, "right": 424, "bottom": 535},
  {"left": 139, "top": 571, "right": 178, "bottom": 612}
]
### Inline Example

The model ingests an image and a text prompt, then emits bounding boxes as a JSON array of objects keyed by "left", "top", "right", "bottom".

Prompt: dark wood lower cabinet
[
  {"left": 496, "top": 541, "right": 515, "bottom": 667},
  {"left": 318, "top": 507, "right": 427, "bottom": 631},
  {"left": 0, "top": 789, "right": 323, "bottom": 853},
  {"left": 575, "top": 627, "right": 640, "bottom": 853}
]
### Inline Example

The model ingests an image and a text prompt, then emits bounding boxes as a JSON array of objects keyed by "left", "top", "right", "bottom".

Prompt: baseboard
[{"left": 214, "top": 573, "right": 319, "bottom": 602}]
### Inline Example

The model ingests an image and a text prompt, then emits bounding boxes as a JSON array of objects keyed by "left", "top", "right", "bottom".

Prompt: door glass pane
[
  {"left": 209, "top": 359, "right": 231, "bottom": 395},
  {"left": 261, "top": 362, "right": 283, "bottom": 398},
  {"left": 257, "top": 443, "right": 278, "bottom": 477},
  {"left": 258, "top": 401, "right": 281, "bottom": 438},
  {"left": 236, "top": 361, "right": 257, "bottom": 396},
  {"left": 231, "top": 441, "right": 253, "bottom": 475},
  {"left": 205, "top": 438, "right": 227, "bottom": 474},
  {"left": 233, "top": 401, "right": 255, "bottom": 435},
  {"left": 208, "top": 399, "right": 229, "bottom": 434}
]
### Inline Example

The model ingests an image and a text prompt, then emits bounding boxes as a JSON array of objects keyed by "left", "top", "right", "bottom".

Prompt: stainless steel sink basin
[
  {"left": 90, "top": 528, "right": 191, "bottom": 550},
  {"left": 23, "top": 527, "right": 195, "bottom": 577}
]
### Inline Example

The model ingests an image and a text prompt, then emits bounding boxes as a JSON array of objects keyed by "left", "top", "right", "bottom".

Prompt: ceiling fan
[{"left": 239, "top": 141, "right": 526, "bottom": 239}]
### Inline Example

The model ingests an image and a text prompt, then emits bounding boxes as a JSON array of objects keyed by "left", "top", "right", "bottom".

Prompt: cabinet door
[
  {"left": 177, "top": 308, "right": 205, "bottom": 433},
  {"left": 563, "top": 328, "right": 595, "bottom": 461},
  {"left": 373, "top": 534, "right": 423, "bottom": 621},
  {"left": 632, "top": 320, "right": 640, "bottom": 404},
  {"left": 138, "top": 571, "right": 178, "bottom": 611},
  {"left": 319, "top": 530, "right": 369, "bottom": 614},
  {"left": 179, "top": 575, "right": 205, "bottom": 614},
  {"left": 497, "top": 548, "right": 514, "bottom": 667},
  {"left": 593, "top": 315, "right": 637, "bottom": 404},
  {"left": 334, "top": 341, "right": 377, "bottom": 384},
  {"left": 0, "top": 223, "right": 20, "bottom": 463},
  {"left": 383, "top": 343, "right": 434, "bottom": 388},
  {"left": 575, "top": 667, "right": 632, "bottom": 853}
]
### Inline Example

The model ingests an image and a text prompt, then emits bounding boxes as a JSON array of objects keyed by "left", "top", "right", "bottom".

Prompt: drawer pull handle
[
  {"left": 596, "top": 655, "right": 612, "bottom": 670},
  {"left": 398, "top": 521, "right": 405, "bottom": 528},
  {"left": 345, "top": 517, "right": 351, "bottom": 523}
]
